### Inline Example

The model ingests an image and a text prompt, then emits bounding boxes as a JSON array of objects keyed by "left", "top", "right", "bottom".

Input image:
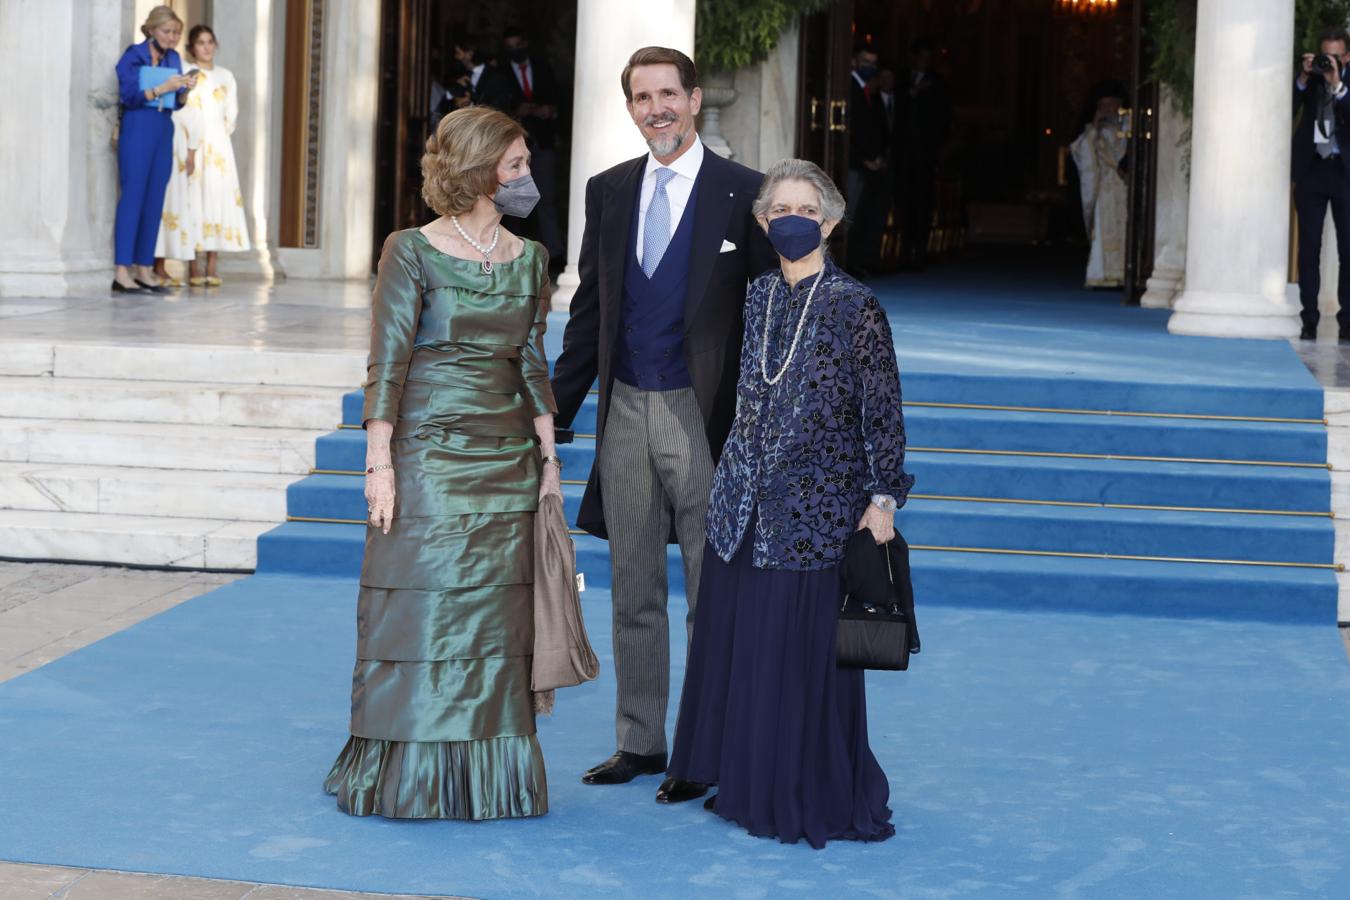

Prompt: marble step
[
  {"left": 0, "top": 462, "right": 293, "bottom": 521},
  {"left": 0, "top": 376, "right": 347, "bottom": 429},
  {"left": 0, "top": 418, "right": 323, "bottom": 474},
  {"left": 0, "top": 509, "right": 268, "bottom": 570},
  {"left": 0, "top": 342, "right": 365, "bottom": 388}
]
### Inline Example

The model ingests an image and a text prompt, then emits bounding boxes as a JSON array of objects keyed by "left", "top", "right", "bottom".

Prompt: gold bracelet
[{"left": 541, "top": 455, "right": 563, "bottom": 470}]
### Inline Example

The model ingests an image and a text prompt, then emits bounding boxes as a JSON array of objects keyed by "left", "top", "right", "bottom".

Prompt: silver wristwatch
[{"left": 870, "top": 493, "right": 897, "bottom": 514}]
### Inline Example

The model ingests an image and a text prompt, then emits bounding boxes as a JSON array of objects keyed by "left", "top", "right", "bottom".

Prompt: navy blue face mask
[{"left": 765, "top": 215, "right": 823, "bottom": 262}]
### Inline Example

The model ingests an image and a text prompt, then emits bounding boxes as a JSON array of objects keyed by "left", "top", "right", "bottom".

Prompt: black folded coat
[{"left": 837, "top": 529, "right": 921, "bottom": 670}]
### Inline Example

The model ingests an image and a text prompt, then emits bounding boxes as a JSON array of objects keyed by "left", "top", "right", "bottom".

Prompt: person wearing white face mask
[
  {"left": 667, "top": 158, "right": 914, "bottom": 848},
  {"left": 324, "top": 106, "right": 560, "bottom": 821}
]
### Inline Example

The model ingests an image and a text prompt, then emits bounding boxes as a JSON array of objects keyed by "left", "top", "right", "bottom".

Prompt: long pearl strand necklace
[
  {"left": 760, "top": 268, "right": 825, "bottom": 386},
  {"left": 450, "top": 215, "right": 500, "bottom": 274}
]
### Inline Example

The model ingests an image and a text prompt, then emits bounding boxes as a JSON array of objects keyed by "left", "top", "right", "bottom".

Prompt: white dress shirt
[{"left": 635, "top": 135, "right": 705, "bottom": 267}]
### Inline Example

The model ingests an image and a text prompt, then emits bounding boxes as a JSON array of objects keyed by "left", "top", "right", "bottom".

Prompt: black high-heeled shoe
[
  {"left": 111, "top": 279, "right": 147, "bottom": 294},
  {"left": 134, "top": 279, "right": 172, "bottom": 295}
]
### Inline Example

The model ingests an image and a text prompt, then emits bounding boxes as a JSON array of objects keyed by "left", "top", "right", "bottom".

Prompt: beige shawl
[{"left": 532, "top": 492, "right": 599, "bottom": 714}]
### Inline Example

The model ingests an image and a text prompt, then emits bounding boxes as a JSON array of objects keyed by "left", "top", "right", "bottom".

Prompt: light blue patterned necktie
[{"left": 642, "top": 168, "right": 677, "bottom": 278}]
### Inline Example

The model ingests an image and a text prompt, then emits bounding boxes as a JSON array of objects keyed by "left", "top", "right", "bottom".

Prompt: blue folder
[{"left": 138, "top": 65, "right": 178, "bottom": 110}]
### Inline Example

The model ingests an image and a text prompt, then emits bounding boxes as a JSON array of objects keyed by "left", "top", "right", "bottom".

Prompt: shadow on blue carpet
[{"left": 2, "top": 573, "right": 1350, "bottom": 899}]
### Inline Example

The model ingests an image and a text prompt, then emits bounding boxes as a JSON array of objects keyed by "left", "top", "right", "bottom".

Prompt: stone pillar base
[
  {"left": 551, "top": 264, "right": 580, "bottom": 313},
  {"left": 1167, "top": 289, "right": 1301, "bottom": 338},
  {"left": 1140, "top": 267, "right": 1183, "bottom": 309},
  {"left": 0, "top": 251, "right": 108, "bottom": 298},
  {"left": 218, "top": 247, "right": 279, "bottom": 281}
]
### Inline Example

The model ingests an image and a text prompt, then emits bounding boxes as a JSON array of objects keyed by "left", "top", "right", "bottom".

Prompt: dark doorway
[
  {"left": 798, "top": 0, "right": 1155, "bottom": 300},
  {"left": 372, "top": 0, "right": 578, "bottom": 269}
]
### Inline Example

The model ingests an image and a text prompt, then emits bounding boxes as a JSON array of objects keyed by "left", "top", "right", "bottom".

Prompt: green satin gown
[{"left": 324, "top": 228, "right": 556, "bottom": 819}]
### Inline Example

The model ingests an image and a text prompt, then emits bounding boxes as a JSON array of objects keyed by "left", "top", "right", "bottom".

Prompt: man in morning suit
[
  {"left": 1294, "top": 28, "right": 1350, "bottom": 341},
  {"left": 503, "top": 27, "right": 566, "bottom": 264},
  {"left": 549, "top": 46, "right": 774, "bottom": 804}
]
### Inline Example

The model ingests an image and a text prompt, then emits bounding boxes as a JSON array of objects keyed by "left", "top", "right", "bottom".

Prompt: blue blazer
[
  {"left": 706, "top": 261, "right": 915, "bottom": 570},
  {"left": 115, "top": 40, "right": 186, "bottom": 111}
]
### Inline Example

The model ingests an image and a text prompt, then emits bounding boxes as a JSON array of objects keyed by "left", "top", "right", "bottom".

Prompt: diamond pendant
[{"left": 481, "top": 258, "right": 493, "bottom": 275}]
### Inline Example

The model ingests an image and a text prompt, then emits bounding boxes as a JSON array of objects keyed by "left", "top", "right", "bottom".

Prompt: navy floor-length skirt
[{"left": 667, "top": 519, "right": 895, "bottom": 849}]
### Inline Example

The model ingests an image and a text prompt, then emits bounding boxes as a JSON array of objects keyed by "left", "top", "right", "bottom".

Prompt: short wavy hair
[
  {"left": 421, "top": 107, "right": 526, "bottom": 217},
  {"left": 751, "top": 158, "right": 847, "bottom": 223}
]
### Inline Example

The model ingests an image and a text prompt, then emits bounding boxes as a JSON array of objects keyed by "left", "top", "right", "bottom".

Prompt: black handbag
[{"left": 837, "top": 529, "right": 921, "bottom": 671}]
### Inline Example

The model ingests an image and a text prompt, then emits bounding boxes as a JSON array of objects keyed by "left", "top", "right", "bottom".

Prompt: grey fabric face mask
[{"left": 493, "top": 175, "right": 541, "bottom": 218}]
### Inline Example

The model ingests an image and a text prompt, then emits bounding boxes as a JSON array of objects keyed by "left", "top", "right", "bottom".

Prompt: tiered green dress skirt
[{"left": 324, "top": 230, "right": 555, "bottom": 819}]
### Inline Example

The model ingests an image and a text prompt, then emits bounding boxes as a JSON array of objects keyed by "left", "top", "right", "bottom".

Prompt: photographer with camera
[{"left": 1294, "top": 28, "right": 1350, "bottom": 340}]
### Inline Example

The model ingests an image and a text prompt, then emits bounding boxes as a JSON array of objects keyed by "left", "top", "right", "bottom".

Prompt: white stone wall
[
  {"left": 715, "top": 24, "right": 800, "bottom": 173},
  {"left": 0, "top": 0, "right": 125, "bottom": 297}
]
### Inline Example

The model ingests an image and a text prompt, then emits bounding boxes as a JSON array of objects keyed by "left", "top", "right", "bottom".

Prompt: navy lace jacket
[{"left": 706, "top": 260, "right": 915, "bottom": 571}]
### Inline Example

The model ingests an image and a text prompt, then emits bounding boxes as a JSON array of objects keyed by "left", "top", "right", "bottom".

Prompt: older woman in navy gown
[{"left": 666, "top": 158, "right": 914, "bottom": 848}]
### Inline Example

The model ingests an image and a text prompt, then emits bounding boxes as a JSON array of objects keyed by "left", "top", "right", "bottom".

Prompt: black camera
[{"left": 1315, "top": 53, "right": 1337, "bottom": 73}]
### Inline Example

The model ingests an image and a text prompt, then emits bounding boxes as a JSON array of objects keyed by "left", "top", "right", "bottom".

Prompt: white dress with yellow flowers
[
  {"left": 154, "top": 58, "right": 203, "bottom": 262},
  {"left": 189, "top": 64, "right": 251, "bottom": 253}
]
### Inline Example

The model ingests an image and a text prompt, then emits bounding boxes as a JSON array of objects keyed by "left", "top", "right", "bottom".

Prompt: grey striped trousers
[{"left": 599, "top": 380, "right": 714, "bottom": 757}]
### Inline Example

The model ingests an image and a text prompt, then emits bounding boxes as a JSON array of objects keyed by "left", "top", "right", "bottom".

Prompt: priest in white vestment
[{"left": 1070, "top": 85, "right": 1129, "bottom": 288}]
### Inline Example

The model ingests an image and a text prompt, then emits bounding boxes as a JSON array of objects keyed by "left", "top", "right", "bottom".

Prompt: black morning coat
[{"left": 549, "top": 147, "right": 776, "bottom": 539}]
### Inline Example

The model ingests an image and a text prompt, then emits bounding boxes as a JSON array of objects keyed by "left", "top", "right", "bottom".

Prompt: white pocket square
[{"left": 719, "top": 240, "right": 737, "bottom": 253}]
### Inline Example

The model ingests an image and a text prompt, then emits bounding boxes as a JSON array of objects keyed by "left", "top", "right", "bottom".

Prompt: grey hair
[{"left": 751, "top": 158, "right": 847, "bottom": 223}]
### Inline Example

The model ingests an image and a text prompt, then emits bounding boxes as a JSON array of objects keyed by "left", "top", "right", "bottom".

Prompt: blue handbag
[{"left": 138, "top": 65, "right": 178, "bottom": 110}]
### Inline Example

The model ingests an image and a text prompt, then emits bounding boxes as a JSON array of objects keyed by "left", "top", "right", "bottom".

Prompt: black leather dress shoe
[
  {"left": 703, "top": 793, "right": 717, "bottom": 811},
  {"left": 1301, "top": 325, "right": 1317, "bottom": 340},
  {"left": 581, "top": 751, "right": 667, "bottom": 785},
  {"left": 655, "top": 776, "right": 708, "bottom": 804},
  {"left": 135, "top": 279, "right": 172, "bottom": 294}
]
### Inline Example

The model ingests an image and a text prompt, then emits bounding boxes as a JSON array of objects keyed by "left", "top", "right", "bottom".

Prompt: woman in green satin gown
[{"left": 324, "top": 107, "right": 562, "bottom": 820}]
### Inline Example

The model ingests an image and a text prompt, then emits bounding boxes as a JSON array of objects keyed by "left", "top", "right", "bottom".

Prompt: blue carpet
[{"left": 2, "top": 573, "right": 1350, "bottom": 898}]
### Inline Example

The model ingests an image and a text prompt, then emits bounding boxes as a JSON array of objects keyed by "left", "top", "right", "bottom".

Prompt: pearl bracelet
[{"left": 366, "top": 464, "right": 394, "bottom": 474}]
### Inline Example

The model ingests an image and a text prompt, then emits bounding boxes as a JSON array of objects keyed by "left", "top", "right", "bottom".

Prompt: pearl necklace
[
  {"left": 449, "top": 216, "right": 500, "bottom": 274},
  {"left": 760, "top": 268, "right": 824, "bottom": 386}
]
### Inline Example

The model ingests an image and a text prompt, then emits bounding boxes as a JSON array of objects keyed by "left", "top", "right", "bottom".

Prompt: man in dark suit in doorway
[
  {"left": 550, "top": 45, "right": 773, "bottom": 805},
  {"left": 1293, "top": 28, "right": 1350, "bottom": 340},
  {"left": 895, "top": 39, "right": 950, "bottom": 270},
  {"left": 503, "top": 27, "right": 565, "bottom": 264},
  {"left": 845, "top": 46, "right": 886, "bottom": 274}
]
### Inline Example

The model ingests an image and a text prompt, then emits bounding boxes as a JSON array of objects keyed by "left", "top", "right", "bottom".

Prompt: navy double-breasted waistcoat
[{"left": 706, "top": 261, "right": 915, "bottom": 570}]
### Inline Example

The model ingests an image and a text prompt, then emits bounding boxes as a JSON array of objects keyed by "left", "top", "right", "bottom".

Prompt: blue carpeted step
[
  {"left": 903, "top": 407, "right": 1324, "bottom": 464},
  {"left": 316, "top": 431, "right": 1331, "bottom": 516},
  {"left": 257, "top": 520, "right": 682, "bottom": 589},
  {"left": 257, "top": 523, "right": 1335, "bottom": 624},
  {"left": 288, "top": 474, "right": 587, "bottom": 524},
  {"left": 256, "top": 521, "right": 365, "bottom": 578},
  {"left": 900, "top": 371, "right": 1324, "bottom": 421},
  {"left": 911, "top": 548, "right": 1336, "bottom": 623},
  {"left": 287, "top": 470, "right": 1333, "bottom": 565},
  {"left": 343, "top": 392, "right": 1322, "bottom": 464},
  {"left": 895, "top": 500, "right": 1333, "bottom": 565},
  {"left": 906, "top": 451, "right": 1330, "bottom": 513}
]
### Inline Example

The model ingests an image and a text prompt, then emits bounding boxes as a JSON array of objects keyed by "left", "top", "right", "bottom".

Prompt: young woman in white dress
[
  {"left": 151, "top": 53, "right": 203, "bottom": 287},
  {"left": 182, "top": 25, "right": 251, "bottom": 286}
]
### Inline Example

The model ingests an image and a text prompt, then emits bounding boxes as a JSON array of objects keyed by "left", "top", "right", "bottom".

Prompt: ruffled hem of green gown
[{"left": 323, "top": 733, "right": 548, "bottom": 820}]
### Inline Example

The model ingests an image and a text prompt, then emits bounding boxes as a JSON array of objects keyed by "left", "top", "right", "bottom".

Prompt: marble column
[
  {"left": 0, "top": 0, "right": 123, "bottom": 297},
  {"left": 1140, "top": 88, "right": 1188, "bottom": 309},
  {"left": 551, "top": 0, "right": 697, "bottom": 310},
  {"left": 1168, "top": 0, "right": 1299, "bottom": 338},
  {"left": 212, "top": 0, "right": 278, "bottom": 281}
]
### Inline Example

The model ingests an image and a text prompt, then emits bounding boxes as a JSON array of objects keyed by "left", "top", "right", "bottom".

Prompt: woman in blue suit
[
  {"left": 666, "top": 159, "right": 915, "bottom": 848},
  {"left": 112, "top": 6, "right": 197, "bottom": 294}
]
